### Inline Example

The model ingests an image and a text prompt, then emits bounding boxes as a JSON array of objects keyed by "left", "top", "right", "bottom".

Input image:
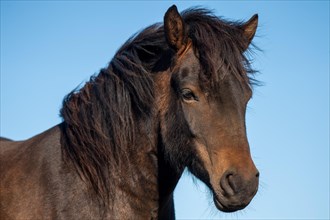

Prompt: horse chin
[{"left": 212, "top": 193, "right": 248, "bottom": 213}]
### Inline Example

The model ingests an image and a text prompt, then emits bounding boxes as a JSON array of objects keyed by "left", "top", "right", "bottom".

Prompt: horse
[{"left": 0, "top": 5, "right": 260, "bottom": 219}]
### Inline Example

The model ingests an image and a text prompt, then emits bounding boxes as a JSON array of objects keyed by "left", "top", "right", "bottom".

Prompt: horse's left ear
[
  {"left": 164, "top": 5, "right": 188, "bottom": 54},
  {"left": 241, "top": 14, "right": 258, "bottom": 51}
]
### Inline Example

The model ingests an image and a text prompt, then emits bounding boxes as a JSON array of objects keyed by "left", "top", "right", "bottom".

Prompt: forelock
[{"left": 181, "top": 8, "right": 257, "bottom": 92}]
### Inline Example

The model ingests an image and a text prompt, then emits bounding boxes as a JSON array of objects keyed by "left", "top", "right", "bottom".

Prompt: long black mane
[{"left": 60, "top": 7, "right": 256, "bottom": 204}]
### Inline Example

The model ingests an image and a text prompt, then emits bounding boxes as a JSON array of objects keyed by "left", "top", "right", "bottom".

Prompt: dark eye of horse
[{"left": 181, "top": 89, "right": 198, "bottom": 102}]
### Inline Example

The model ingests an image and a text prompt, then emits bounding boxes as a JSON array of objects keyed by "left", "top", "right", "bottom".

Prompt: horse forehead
[
  {"left": 177, "top": 49, "right": 201, "bottom": 77},
  {"left": 176, "top": 46, "right": 244, "bottom": 91}
]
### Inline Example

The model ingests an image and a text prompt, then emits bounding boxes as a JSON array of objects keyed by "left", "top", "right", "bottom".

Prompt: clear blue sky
[{"left": 1, "top": 1, "right": 329, "bottom": 219}]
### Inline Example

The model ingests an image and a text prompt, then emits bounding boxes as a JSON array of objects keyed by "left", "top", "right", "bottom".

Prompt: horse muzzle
[{"left": 212, "top": 169, "right": 259, "bottom": 212}]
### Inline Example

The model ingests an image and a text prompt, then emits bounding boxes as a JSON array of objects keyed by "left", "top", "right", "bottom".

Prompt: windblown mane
[
  {"left": 182, "top": 8, "right": 257, "bottom": 92},
  {"left": 60, "top": 7, "right": 257, "bottom": 204}
]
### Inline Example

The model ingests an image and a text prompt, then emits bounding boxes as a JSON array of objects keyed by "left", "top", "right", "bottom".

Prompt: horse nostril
[
  {"left": 220, "top": 171, "right": 236, "bottom": 196},
  {"left": 256, "top": 171, "right": 260, "bottom": 178},
  {"left": 227, "top": 174, "right": 237, "bottom": 192}
]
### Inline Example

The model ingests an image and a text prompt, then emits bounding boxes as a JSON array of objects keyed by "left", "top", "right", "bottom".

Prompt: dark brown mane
[
  {"left": 181, "top": 8, "right": 257, "bottom": 92},
  {"left": 60, "top": 7, "right": 257, "bottom": 204}
]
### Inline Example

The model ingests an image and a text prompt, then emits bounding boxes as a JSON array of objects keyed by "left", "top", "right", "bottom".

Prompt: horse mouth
[
  {"left": 213, "top": 195, "right": 247, "bottom": 213},
  {"left": 212, "top": 176, "right": 258, "bottom": 213}
]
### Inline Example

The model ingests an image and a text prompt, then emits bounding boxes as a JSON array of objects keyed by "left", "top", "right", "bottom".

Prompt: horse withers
[{"left": 1, "top": 5, "right": 259, "bottom": 219}]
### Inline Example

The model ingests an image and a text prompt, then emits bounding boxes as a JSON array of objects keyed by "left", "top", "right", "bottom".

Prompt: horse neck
[
  {"left": 157, "top": 139, "right": 184, "bottom": 209},
  {"left": 109, "top": 115, "right": 183, "bottom": 218}
]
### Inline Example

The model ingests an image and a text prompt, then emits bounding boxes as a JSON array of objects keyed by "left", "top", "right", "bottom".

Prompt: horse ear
[
  {"left": 164, "top": 5, "right": 187, "bottom": 54},
  {"left": 241, "top": 14, "right": 258, "bottom": 51}
]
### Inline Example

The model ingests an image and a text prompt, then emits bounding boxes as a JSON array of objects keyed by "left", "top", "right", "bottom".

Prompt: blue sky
[{"left": 1, "top": 1, "right": 329, "bottom": 219}]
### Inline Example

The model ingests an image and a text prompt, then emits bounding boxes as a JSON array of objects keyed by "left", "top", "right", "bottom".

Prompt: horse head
[{"left": 159, "top": 5, "right": 259, "bottom": 212}]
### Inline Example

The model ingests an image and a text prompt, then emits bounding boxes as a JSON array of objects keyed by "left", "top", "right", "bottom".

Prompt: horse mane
[
  {"left": 181, "top": 8, "right": 258, "bottom": 92},
  {"left": 60, "top": 7, "right": 257, "bottom": 204}
]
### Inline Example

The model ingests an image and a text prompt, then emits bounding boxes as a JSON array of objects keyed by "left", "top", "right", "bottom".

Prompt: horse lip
[
  {"left": 213, "top": 195, "right": 236, "bottom": 213},
  {"left": 213, "top": 195, "right": 226, "bottom": 211},
  {"left": 213, "top": 194, "right": 246, "bottom": 213}
]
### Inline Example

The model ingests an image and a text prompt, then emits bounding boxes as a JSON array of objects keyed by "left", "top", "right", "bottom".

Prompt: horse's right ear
[
  {"left": 241, "top": 14, "right": 258, "bottom": 51},
  {"left": 164, "top": 5, "right": 187, "bottom": 54}
]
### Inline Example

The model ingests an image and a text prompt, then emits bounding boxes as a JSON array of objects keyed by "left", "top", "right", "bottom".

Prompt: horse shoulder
[{"left": 0, "top": 125, "right": 100, "bottom": 219}]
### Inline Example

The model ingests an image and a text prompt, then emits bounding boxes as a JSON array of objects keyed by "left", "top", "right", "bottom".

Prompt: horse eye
[{"left": 181, "top": 89, "right": 198, "bottom": 101}]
